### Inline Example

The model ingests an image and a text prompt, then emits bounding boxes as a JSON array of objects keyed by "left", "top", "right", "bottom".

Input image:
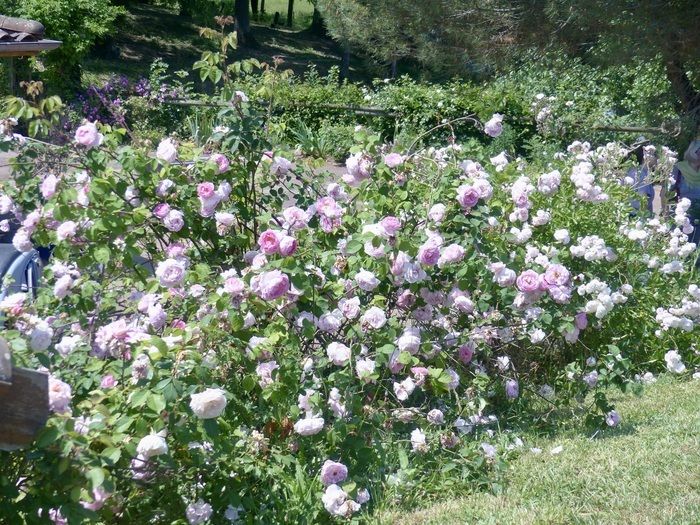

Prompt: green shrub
[{"left": 14, "top": 0, "right": 125, "bottom": 93}]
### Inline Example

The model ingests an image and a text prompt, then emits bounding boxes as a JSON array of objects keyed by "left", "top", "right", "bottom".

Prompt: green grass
[
  {"left": 378, "top": 377, "right": 700, "bottom": 525},
  {"left": 253, "top": 0, "right": 315, "bottom": 30}
]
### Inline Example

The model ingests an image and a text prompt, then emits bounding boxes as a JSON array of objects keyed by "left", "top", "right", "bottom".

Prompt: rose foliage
[{"left": 0, "top": 96, "right": 698, "bottom": 524}]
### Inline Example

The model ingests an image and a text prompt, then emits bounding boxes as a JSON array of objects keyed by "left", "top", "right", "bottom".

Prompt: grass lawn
[{"left": 378, "top": 376, "right": 700, "bottom": 525}]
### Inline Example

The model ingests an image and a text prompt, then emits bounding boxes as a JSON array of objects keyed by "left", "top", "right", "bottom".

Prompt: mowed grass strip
[{"left": 379, "top": 377, "right": 700, "bottom": 525}]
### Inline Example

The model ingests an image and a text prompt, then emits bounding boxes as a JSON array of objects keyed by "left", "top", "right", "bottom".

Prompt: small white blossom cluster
[
  {"left": 569, "top": 235, "right": 615, "bottom": 262},
  {"left": 537, "top": 169, "right": 561, "bottom": 195},
  {"left": 578, "top": 279, "right": 630, "bottom": 319},
  {"left": 570, "top": 161, "right": 608, "bottom": 202},
  {"left": 655, "top": 284, "right": 700, "bottom": 332}
]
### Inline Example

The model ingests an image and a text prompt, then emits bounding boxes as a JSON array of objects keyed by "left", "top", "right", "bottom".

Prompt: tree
[
  {"left": 315, "top": 0, "right": 700, "bottom": 130},
  {"left": 287, "top": 0, "right": 294, "bottom": 27},
  {"left": 234, "top": 0, "right": 253, "bottom": 44},
  {"left": 309, "top": 2, "right": 325, "bottom": 35}
]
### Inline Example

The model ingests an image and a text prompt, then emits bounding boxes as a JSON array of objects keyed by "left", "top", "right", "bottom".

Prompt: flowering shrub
[
  {"left": 0, "top": 99, "right": 698, "bottom": 523},
  {"left": 72, "top": 75, "right": 149, "bottom": 129}
]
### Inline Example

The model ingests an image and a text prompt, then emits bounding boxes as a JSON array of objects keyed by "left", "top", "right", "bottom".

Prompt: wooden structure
[
  {"left": 0, "top": 15, "right": 61, "bottom": 96},
  {"left": 0, "top": 337, "right": 49, "bottom": 451},
  {"left": 0, "top": 16, "right": 61, "bottom": 57}
]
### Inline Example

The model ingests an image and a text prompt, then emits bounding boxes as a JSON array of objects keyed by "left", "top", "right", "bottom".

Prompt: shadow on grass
[{"left": 83, "top": 3, "right": 369, "bottom": 84}]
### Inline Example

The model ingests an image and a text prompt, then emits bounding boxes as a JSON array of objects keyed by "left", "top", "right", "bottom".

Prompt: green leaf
[
  {"left": 86, "top": 467, "right": 105, "bottom": 489},
  {"left": 147, "top": 393, "right": 166, "bottom": 413},
  {"left": 94, "top": 246, "right": 111, "bottom": 264},
  {"left": 398, "top": 449, "right": 409, "bottom": 470},
  {"left": 101, "top": 447, "right": 122, "bottom": 464}
]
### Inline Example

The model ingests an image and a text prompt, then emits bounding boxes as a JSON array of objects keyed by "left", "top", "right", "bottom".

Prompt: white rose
[
  {"left": 156, "top": 138, "right": 178, "bottom": 163},
  {"left": 360, "top": 306, "right": 387, "bottom": 329},
  {"left": 355, "top": 269, "right": 379, "bottom": 291},
  {"left": 137, "top": 433, "right": 168, "bottom": 458},
  {"left": 294, "top": 416, "right": 325, "bottom": 436},
  {"left": 189, "top": 388, "right": 227, "bottom": 419},
  {"left": 327, "top": 342, "right": 351, "bottom": 366}
]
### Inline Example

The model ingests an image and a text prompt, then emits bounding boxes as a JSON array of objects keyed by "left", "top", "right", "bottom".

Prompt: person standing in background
[
  {"left": 627, "top": 143, "right": 656, "bottom": 214},
  {"left": 671, "top": 139, "right": 700, "bottom": 250}
]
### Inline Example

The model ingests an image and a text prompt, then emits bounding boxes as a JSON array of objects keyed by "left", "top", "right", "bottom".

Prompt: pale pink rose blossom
[
  {"left": 156, "top": 138, "right": 177, "bottom": 163},
  {"left": 163, "top": 209, "right": 185, "bottom": 232},
  {"left": 320, "top": 460, "right": 348, "bottom": 486},
  {"left": 516, "top": 270, "right": 541, "bottom": 293},
  {"left": 56, "top": 221, "right": 78, "bottom": 241},
  {"left": 258, "top": 229, "right": 281, "bottom": 254},
  {"left": 252, "top": 270, "right": 290, "bottom": 300},
  {"left": 383, "top": 152, "right": 404, "bottom": 168},
  {"left": 210, "top": 153, "right": 230, "bottom": 173},
  {"left": 74, "top": 122, "right": 104, "bottom": 148},
  {"left": 40, "top": 174, "right": 59, "bottom": 199}
]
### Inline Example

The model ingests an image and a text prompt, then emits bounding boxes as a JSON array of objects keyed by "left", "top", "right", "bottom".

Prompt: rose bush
[{"left": 0, "top": 94, "right": 698, "bottom": 523}]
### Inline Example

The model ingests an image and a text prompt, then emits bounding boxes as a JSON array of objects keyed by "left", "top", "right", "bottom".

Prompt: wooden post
[
  {"left": 0, "top": 338, "right": 49, "bottom": 451},
  {"left": 8, "top": 57, "right": 15, "bottom": 96}
]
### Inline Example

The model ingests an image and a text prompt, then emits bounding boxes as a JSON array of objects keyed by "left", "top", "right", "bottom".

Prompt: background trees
[{"left": 315, "top": 0, "right": 700, "bottom": 131}]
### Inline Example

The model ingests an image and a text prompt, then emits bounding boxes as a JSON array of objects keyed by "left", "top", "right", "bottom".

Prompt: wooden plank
[
  {"left": 0, "top": 40, "right": 61, "bottom": 58},
  {"left": 0, "top": 367, "right": 49, "bottom": 451}
]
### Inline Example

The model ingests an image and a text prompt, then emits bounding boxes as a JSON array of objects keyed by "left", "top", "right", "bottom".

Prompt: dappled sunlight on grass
[{"left": 379, "top": 377, "right": 700, "bottom": 524}]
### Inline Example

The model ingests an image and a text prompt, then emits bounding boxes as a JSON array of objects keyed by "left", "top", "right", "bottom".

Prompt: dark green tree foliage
[
  {"left": 316, "top": 0, "right": 700, "bottom": 128},
  {"left": 8, "top": 0, "right": 124, "bottom": 92}
]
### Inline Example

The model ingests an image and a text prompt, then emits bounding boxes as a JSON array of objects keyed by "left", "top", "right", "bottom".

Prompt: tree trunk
[
  {"left": 309, "top": 6, "right": 324, "bottom": 35},
  {"left": 664, "top": 57, "right": 700, "bottom": 133},
  {"left": 235, "top": 0, "right": 252, "bottom": 44},
  {"left": 251, "top": 0, "right": 259, "bottom": 17},
  {"left": 340, "top": 44, "right": 350, "bottom": 82},
  {"left": 287, "top": 0, "right": 294, "bottom": 27},
  {"left": 261, "top": 0, "right": 265, "bottom": 14},
  {"left": 390, "top": 57, "right": 398, "bottom": 79}
]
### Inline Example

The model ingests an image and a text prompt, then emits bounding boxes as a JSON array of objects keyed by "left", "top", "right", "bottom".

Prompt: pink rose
[
  {"left": 437, "top": 243, "right": 465, "bottom": 267},
  {"left": 210, "top": 153, "right": 230, "bottom": 173},
  {"left": 153, "top": 203, "right": 170, "bottom": 219},
  {"left": 100, "top": 374, "right": 117, "bottom": 389},
  {"left": 156, "top": 138, "right": 177, "bottom": 163},
  {"left": 457, "top": 185, "right": 480, "bottom": 209},
  {"left": 253, "top": 270, "right": 290, "bottom": 301},
  {"left": 56, "top": 221, "right": 78, "bottom": 241},
  {"left": 155, "top": 258, "right": 187, "bottom": 288},
  {"left": 548, "top": 285, "right": 573, "bottom": 304},
  {"left": 258, "top": 229, "right": 281, "bottom": 255},
  {"left": 383, "top": 152, "right": 404, "bottom": 168},
  {"left": 574, "top": 312, "right": 588, "bottom": 330},
  {"left": 458, "top": 343, "right": 475, "bottom": 364},
  {"left": 380, "top": 216, "right": 401, "bottom": 236},
  {"left": 41, "top": 174, "right": 59, "bottom": 199},
  {"left": 417, "top": 242, "right": 440, "bottom": 266},
  {"left": 513, "top": 192, "right": 530, "bottom": 209},
  {"left": 197, "top": 182, "right": 216, "bottom": 200},
  {"left": 483, "top": 113, "right": 504, "bottom": 138},
  {"left": 163, "top": 209, "right": 184, "bottom": 232},
  {"left": 282, "top": 206, "right": 310, "bottom": 230},
  {"left": 543, "top": 264, "right": 570, "bottom": 287},
  {"left": 279, "top": 235, "right": 298, "bottom": 256},
  {"left": 166, "top": 242, "right": 187, "bottom": 258},
  {"left": 320, "top": 460, "right": 348, "bottom": 486},
  {"left": 75, "top": 122, "right": 103, "bottom": 149},
  {"left": 396, "top": 289, "right": 416, "bottom": 309},
  {"left": 428, "top": 203, "right": 446, "bottom": 222},
  {"left": 473, "top": 178, "right": 493, "bottom": 200},
  {"left": 516, "top": 270, "right": 540, "bottom": 293},
  {"left": 224, "top": 277, "right": 245, "bottom": 296}
]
